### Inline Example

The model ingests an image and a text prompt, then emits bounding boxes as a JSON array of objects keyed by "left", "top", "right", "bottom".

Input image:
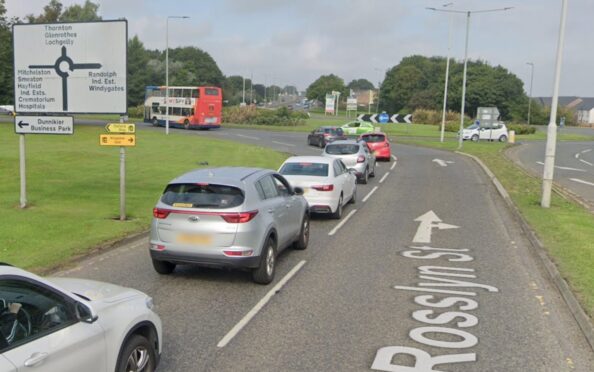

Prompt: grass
[
  {"left": 397, "top": 137, "right": 594, "bottom": 319},
  {"left": 0, "top": 123, "right": 287, "bottom": 272}
]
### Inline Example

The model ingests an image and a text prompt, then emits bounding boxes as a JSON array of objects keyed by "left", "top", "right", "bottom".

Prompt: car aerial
[
  {"left": 461, "top": 122, "right": 509, "bottom": 142},
  {"left": 358, "top": 132, "right": 392, "bottom": 161},
  {"left": 340, "top": 120, "right": 375, "bottom": 136},
  {"left": 0, "top": 263, "right": 162, "bottom": 372},
  {"left": 322, "top": 140, "right": 376, "bottom": 184},
  {"left": 307, "top": 126, "right": 347, "bottom": 148},
  {"left": 279, "top": 156, "right": 357, "bottom": 219},
  {"left": 149, "top": 167, "right": 309, "bottom": 284}
]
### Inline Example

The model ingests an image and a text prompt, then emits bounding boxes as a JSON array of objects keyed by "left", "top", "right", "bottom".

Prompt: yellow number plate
[{"left": 176, "top": 234, "right": 212, "bottom": 245}]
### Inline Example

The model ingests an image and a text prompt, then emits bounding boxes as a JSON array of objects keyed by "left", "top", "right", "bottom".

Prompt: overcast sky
[{"left": 6, "top": 0, "right": 594, "bottom": 97}]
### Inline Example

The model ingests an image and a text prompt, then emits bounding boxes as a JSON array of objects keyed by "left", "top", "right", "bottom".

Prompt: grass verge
[
  {"left": 0, "top": 124, "right": 287, "bottom": 272},
  {"left": 397, "top": 137, "right": 594, "bottom": 319}
]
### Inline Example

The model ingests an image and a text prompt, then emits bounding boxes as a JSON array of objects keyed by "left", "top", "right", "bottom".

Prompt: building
[{"left": 536, "top": 96, "right": 594, "bottom": 125}]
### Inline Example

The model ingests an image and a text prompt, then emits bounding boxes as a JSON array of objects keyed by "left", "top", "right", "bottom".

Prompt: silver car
[
  {"left": 149, "top": 167, "right": 310, "bottom": 284},
  {"left": 322, "top": 140, "right": 376, "bottom": 184}
]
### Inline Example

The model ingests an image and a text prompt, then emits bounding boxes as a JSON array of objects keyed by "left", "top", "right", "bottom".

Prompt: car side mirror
[
  {"left": 76, "top": 302, "right": 98, "bottom": 324},
  {"left": 293, "top": 187, "right": 304, "bottom": 196}
]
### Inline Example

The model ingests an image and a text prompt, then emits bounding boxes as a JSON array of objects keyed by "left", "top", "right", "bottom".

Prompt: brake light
[
  {"left": 153, "top": 208, "right": 171, "bottom": 219},
  {"left": 323, "top": 133, "right": 331, "bottom": 137},
  {"left": 312, "top": 184, "right": 334, "bottom": 192},
  {"left": 220, "top": 210, "right": 259, "bottom": 223},
  {"left": 223, "top": 249, "right": 254, "bottom": 257},
  {"left": 357, "top": 155, "right": 365, "bottom": 163}
]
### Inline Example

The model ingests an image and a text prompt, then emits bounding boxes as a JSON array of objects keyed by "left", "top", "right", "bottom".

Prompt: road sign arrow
[
  {"left": 18, "top": 120, "right": 29, "bottom": 128},
  {"left": 357, "top": 114, "right": 365, "bottom": 121},
  {"left": 404, "top": 114, "right": 412, "bottom": 123},
  {"left": 390, "top": 114, "right": 399, "bottom": 123},
  {"left": 370, "top": 114, "right": 378, "bottom": 123},
  {"left": 413, "top": 210, "right": 459, "bottom": 244}
]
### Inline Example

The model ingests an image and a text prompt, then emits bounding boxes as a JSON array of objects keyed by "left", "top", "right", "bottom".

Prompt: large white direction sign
[
  {"left": 15, "top": 115, "right": 73, "bottom": 134},
  {"left": 13, "top": 20, "right": 127, "bottom": 114}
]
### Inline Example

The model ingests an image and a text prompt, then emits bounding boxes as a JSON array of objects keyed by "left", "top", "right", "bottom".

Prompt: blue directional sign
[{"left": 378, "top": 112, "right": 389, "bottom": 124}]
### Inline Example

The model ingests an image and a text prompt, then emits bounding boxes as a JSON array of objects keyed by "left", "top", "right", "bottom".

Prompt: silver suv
[
  {"left": 149, "top": 167, "right": 310, "bottom": 284},
  {"left": 322, "top": 140, "right": 376, "bottom": 184}
]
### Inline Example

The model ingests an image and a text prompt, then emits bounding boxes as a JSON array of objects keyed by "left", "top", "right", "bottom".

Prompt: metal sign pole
[
  {"left": 119, "top": 116, "right": 126, "bottom": 221},
  {"left": 19, "top": 134, "right": 27, "bottom": 208}
]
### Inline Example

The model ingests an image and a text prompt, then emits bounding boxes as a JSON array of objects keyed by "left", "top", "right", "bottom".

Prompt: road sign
[
  {"left": 378, "top": 112, "right": 389, "bottom": 124},
  {"left": 105, "top": 123, "right": 135, "bottom": 134},
  {"left": 14, "top": 115, "right": 73, "bottom": 134},
  {"left": 346, "top": 98, "right": 357, "bottom": 111},
  {"left": 100, "top": 134, "right": 136, "bottom": 147},
  {"left": 325, "top": 94, "right": 335, "bottom": 114},
  {"left": 13, "top": 20, "right": 127, "bottom": 114},
  {"left": 357, "top": 113, "right": 413, "bottom": 124}
]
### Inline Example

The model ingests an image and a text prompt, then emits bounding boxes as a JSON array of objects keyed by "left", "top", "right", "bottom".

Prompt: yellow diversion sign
[
  {"left": 100, "top": 134, "right": 136, "bottom": 147},
  {"left": 105, "top": 123, "right": 135, "bottom": 133}
]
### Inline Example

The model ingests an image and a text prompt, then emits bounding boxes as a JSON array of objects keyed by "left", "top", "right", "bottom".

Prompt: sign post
[
  {"left": 119, "top": 117, "right": 126, "bottom": 221},
  {"left": 19, "top": 135, "right": 26, "bottom": 208}
]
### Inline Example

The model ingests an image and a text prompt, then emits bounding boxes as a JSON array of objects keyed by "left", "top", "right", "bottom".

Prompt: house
[{"left": 535, "top": 96, "right": 594, "bottom": 125}]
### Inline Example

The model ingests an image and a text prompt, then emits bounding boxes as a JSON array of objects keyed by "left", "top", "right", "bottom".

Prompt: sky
[{"left": 6, "top": 0, "right": 594, "bottom": 97}]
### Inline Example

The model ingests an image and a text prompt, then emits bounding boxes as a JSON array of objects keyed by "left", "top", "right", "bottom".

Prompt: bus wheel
[
  {"left": 183, "top": 119, "right": 190, "bottom": 130},
  {"left": 152, "top": 117, "right": 159, "bottom": 127}
]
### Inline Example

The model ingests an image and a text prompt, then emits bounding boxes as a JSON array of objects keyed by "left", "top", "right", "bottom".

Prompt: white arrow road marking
[
  {"left": 328, "top": 209, "right": 357, "bottom": 236},
  {"left": 536, "top": 161, "right": 586, "bottom": 172},
  {"left": 433, "top": 159, "right": 448, "bottom": 167},
  {"left": 575, "top": 153, "right": 580, "bottom": 159},
  {"left": 413, "top": 211, "right": 459, "bottom": 244},
  {"left": 446, "top": 161, "right": 455, "bottom": 164},
  {"left": 570, "top": 178, "right": 594, "bottom": 187},
  {"left": 579, "top": 159, "right": 594, "bottom": 166}
]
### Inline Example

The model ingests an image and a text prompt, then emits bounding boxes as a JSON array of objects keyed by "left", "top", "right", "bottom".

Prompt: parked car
[
  {"left": 307, "top": 126, "right": 346, "bottom": 148},
  {"left": 149, "top": 167, "right": 309, "bottom": 284},
  {"left": 340, "top": 121, "right": 375, "bottom": 136},
  {"left": 0, "top": 105, "right": 14, "bottom": 116},
  {"left": 322, "top": 140, "right": 376, "bottom": 184},
  {"left": 279, "top": 156, "right": 357, "bottom": 219},
  {"left": 461, "top": 122, "right": 509, "bottom": 142},
  {"left": 358, "top": 132, "right": 392, "bottom": 161},
  {"left": 0, "top": 263, "right": 162, "bottom": 372}
]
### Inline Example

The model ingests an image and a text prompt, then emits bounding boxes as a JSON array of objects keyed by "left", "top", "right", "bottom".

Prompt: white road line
[
  {"left": 217, "top": 260, "right": 307, "bottom": 348},
  {"left": 570, "top": 178, "right": 594, "bottom": 187},
  {"left": 579, "top": 159, "right": 594, "bottom": 166},
  {"left": 535, "top": 161, "right": 586, "bottom": 172},
  {"left": 272, "top": 141, "right": 296, "bottom": 147},
  {"left": 379, "top": 172, "right": 390, "bottom": 184},
  {"left": 575, "top": 153, "right": 580, "bottom": 159},
  {"left": 328, "top": 209, "right": 357, "bottom": 236},
  {"left": 235, "top": 134, "right": 260, "bottom": 140},
  {"left": 582, "top": 149, "right": 592, "bottom": 154},
  {"left": 391, "top": 154, "right": 397, "bottom": 161},
  {"left": 362, "top": 186, "right": 379, "bottom": 203},
  {"left": 390, "top": 161, "right": 397, "bottom": 170}
]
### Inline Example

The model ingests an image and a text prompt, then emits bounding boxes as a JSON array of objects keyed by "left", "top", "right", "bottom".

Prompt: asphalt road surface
[
  {"left": 48, "top": 123, "right": 593, "bottom": 371},
  {"left": 508, "top": 141, "right": 594, "bottom": 208}
]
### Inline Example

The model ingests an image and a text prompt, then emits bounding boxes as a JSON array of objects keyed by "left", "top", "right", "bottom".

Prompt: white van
[{"left": 462, "top": 122, "right": 509, "bottom": 142}]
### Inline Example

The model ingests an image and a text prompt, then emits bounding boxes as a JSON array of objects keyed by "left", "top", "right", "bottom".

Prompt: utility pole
[{"left": 526, "top": 62, "right": 535, "bottom": 125}]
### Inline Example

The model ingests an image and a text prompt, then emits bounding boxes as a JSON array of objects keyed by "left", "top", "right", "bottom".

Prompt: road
[
  {"left": 47, "top": 122, "right": 593, "bottom": 371},
  {"left": 508, "top": 141, "right": 594, "bottom": 208}
]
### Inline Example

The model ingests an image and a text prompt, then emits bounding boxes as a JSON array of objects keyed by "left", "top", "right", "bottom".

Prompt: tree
[
  {"left": 347, "top": 78, "right": 374, "bottom": 91},
  {"left": 26, "top": 0, "right": 62, "bottom": 22},
  {"left": 60, "top": 0, "right": 101, "bottom": 22},
  {"left": 127, "top": 36, "right": 149, "bottom": 107},
  {"left": 0, "top": 0, "right": 14, "bottom": 104},
  {"left": 305, "top": 74, "right": 347, "bottom": 103},
  {"left": 168, "top": 47, "right": 224, "bottom": 87}
]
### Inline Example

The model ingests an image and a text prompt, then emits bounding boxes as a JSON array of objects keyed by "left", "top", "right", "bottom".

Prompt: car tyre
[
  {"left": 370, "top": 161, "right": 376, "bottom": 177},
  {"left": 359, "top": 168, "right": 368, "bottom": 184},
  {"left": 152, "top": 259, "right": 175, "bottom": 275},
  {"left": 471, "top": 134, "right": 479, "bottom": 142},
  {"left": 152, "top": 117, "right": 159, "bottom": 127},
  {"left": 348, "top": 187, "right": 357, "bottom": 204},
  {"left": 116, "top": 334, "right": 156, "bottom": 372},
  {"left": 331, "top": 195, "right": 343, "bottom": 219},
  {"left": 499, "top": 135, "right": 508, "bottom": 143},
  {"left": 319, "top": 139, "right": 325, "bottom": 148},
  {"left": 252, "top": 236, "right": 276, "bottom": 284},
  {"left": 293, "top": 214, "right": 309, "bottom": 250},
  {"left": 183, "top": 119, "right": 190, "bottom": 130}
]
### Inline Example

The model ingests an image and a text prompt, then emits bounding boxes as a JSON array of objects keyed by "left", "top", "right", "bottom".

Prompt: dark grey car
[
  {"left": 307, "top": 126, "right": 346, "bottom": 148},
  {"left": 149, "top": 167, "right": 310, "bottom": 284}
]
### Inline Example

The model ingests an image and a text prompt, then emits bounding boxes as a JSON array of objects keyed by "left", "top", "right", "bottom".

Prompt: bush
[
  {"left": 412, "top": 109, "right": 469, "bottom": 125},
  {"left": 127, "top": 105, "right": 144, "bottom": 119},
  {"left": 443, "top": 123, "right": 460, "bottom": 132},
  {"left": 507, "top": 124, "right": 536, "bottom": 135},
  {"left": 222, "top": 106, "right": 306, "bottom": 126}
]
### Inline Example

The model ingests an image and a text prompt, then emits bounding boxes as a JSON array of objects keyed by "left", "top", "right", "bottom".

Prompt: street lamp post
[
  {"left": 165, "top": 15, "right": 189, "bottom": 135},
  {"left": 374, "top": 67, "right": 384, "bottom": 113},
  {"left": 526, "top": 62, "right": 534, "bottom": 125},
  {"left": 542, "top": 0, "right": 569, "bottom": 208},
  {"left": 427, "top": 6, "right": 513, "bottom": 149}
]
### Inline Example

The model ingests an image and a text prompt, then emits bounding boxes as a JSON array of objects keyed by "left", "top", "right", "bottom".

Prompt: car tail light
[
  {"left": 357, "top": 155, "right": 365, "bottom": 163},
  {"left": 312, "top": 184, "right": 334, "bottom": 192},
  {"left": 153, "top": 208, "right": 171, "bottom": 219},
  {"left": 323, "top": 133, "right": 331, "bottom": 137},
  {"left": 220, "top": 210, "right": 259, "bottom": 223},
  {"left": 223, "top": 249, "right": 254, "bottom": 257}
]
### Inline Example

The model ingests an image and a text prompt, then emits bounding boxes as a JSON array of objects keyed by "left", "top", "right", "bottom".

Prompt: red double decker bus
[{"left": 144, "top": 86, "right": 222, "bottom": 129}]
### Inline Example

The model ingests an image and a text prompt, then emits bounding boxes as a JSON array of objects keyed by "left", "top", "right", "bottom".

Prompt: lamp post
[
  {"left": 374, "top": 67, "right": 384, "bottom": 113},
  {"left": 526, "top": 62, "right": 534, "bottom": 125},
  {"left": 165, "top": 15, "right": 189, "bottom": 135},
  {"left": 427, "top": 6, "right": 513, "bottom": 149},
  {"left": 542, "top": 0, "right": 569, "bottom": 208}
]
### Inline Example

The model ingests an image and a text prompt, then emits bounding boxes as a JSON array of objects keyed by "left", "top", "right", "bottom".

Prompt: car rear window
[
  {"left": 325, "top": 144, "right": 360, "bottom": 155},
  {"left": 323, "top": 128, "right": 343, "bottom": 135},
  {"left": 280, "top": 162, "right": 329, "bottom": 177},
  {"left": 161, "top": 183, "right": 244, "bottom": 209},
  {"left": 362, "top": 134, "right": 385, "bottom": 143}
]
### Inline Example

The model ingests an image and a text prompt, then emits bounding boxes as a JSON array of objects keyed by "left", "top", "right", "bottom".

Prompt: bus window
[
  {"left": 205, "top": 88, "right": 219, "bottom": 96},
  {"left": 183, "top": 89, "right": 191, "bottom": 98},
  {"left": 181, "top": 108, "right": 191, "bottom": 116},
  {"left": 191, "top": 89, "right": 199, "bottom": 98},
  {"left": 151, "top": 103, "right": 159, "bottom": 113},
  {"left": 172, "top": 107, "right": 182, "bottom": 116},
  {"left": 159, "top": 106, "right": 166, "bottom": 115},
  {"left": 174, "top": 89, "right": 183, "bottom": 97}
]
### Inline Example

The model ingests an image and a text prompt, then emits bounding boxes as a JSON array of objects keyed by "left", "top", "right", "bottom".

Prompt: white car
[
  {"left": 279, "top": 156, "right": 357, "bottom": 219},
  {"left": 0, "top": 264, "right": 162, "bottom": 372},
  {"left": 461, "top": 122, "right": 509, "bottom": 142}
]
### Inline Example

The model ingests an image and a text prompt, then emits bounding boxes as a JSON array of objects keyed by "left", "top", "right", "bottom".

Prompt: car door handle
[{"left": 24, "top": 352, "right": 49, "bottom": 367}]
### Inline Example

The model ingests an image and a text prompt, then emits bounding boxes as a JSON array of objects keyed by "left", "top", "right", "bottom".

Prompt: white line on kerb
[
  {"left": 235, "top": 134, "right": 260, "bottom": 140},
  {"left": 362, "top": 186, "right": 379, "bottom": 203},
  {"left": 579, "top": 159, "right": 594, "bottom": 166},
  {"left": 217, "top": 260, "right": 307, "bottom": 348},
  {"left": 379, "top": 172, "right": 390, "bottom": 184},
  {"left": 328, "top": 209, "right": 357, "bottom": 236},
  {"left": 272, "top": 141, "right": 295, "bottom": 147},
  {"left": 570, "top": 178, "right": 594, "bottom": 187}
]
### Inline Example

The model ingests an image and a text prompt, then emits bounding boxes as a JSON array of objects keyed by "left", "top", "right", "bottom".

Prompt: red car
[{"left": 358, "top": 132, "right": 391, "bottom": 161}]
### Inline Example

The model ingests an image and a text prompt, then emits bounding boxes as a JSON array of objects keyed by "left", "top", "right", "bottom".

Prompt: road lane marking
[
  {"left": 535, "top": 161, "right": 586, "bottom": 172},
  {"left": 579, "top": 159, "right": 594, "bottom": 166},
  {"left": 235, "top": 134, "right": 260, "bottom": 140},
  {"left": 272, "top": 141, "right": 296, "bottom": 147},
  {"left": 575, "top": 153, "right": 580, "bottom": 159},
  {"left": 217, "top": 260, "right": 307, "bottom": 348},
  {"left": 362, "top": 186, "right": 379, "bottom": 203},
  {"left": 581, "top": 149, "right": 592, "bottom": 154},
  {"left": 391, "top": 154, "right": 397, "bottom": 161},
  {"left": 412, "top": 211, "right": 459, "bottom": 244},
  {"left": 328, "top": 209, "right": 357, "bottom": 236},
  {"left": 379, "top": 172, "right": 390, "bottom": 184},
  {"left": 570, "top": 178, "right": 594, "bottom": 187},
  {"left": 390, "top": 160, "right": 397, "bottom": 170},
  {"left": 432, "top": 159, "right": 448, "bottom": 167}
]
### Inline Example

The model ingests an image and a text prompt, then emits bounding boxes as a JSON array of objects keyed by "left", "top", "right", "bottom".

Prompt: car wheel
[
  {"left": 116, "top": 334, "right": 156, "bottom": 372},
  {"left": 152, "top": 117, "right": 159, "bottom": 127},
  {"left": 471, "top": 134, "right": 479, "bottom": 142},
  {"left": 331, "top": 195, "right": 343, "bottom": 219},
  {"left": 307, "top": 137, "right": 312, "bottom": 146},
  {"left": 348, "top": 187, "right": 357, "bottom": 204},
  {"left": 152, "top": 259, "right": 175, "bottom": 275},
  {"left": 293, "top": 214, "right": 309, "bottom": 250},
  {"left": 319, "top": 139, "right": 325, "bottom": 148},
  {"left": 359, "top": 168, "right": 368, "bottom": 184},
  {"left": 252, "top": 236, "right": 276, "bottom": 284},
  {"left": 499, "top": 135, "right": 508, "bottom": 143},
  {"left": 370, "top": 161, "right": 376, "bottom": 177},
  {"left": 183, "top": 119, "right": 190, "bottom": 130}
]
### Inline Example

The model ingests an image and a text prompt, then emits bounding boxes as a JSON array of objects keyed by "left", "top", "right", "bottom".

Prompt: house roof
[{"left": 536, "top": 96, "right": 594, "bottom": 110}]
